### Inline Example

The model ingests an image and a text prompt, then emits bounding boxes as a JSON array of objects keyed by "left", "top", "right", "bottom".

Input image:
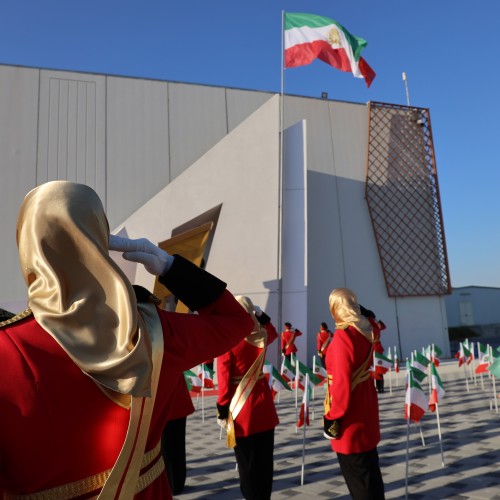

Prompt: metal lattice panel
[{"left": 366, "top": 102, "right": 450, "bottom": 297}]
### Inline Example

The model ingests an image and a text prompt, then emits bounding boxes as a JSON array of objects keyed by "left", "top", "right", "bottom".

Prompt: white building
[{"left": 0, "top": 64, "right": 451, "bottom": 365}]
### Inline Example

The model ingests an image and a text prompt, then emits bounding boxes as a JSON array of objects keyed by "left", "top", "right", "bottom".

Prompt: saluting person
[{"left": 217, "top": 297, "right": 279, "bottom": 500}]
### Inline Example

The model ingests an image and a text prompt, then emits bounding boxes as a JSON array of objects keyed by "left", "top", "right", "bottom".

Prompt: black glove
[
  {"left": 324, "top": 416, "right": 340, "bottom": 440},
  {"left": 217, "top": 403, "right": 229, "bottom": 420},
  {"left": 282, "top": 349, "right": 286, "bottom": 355}
]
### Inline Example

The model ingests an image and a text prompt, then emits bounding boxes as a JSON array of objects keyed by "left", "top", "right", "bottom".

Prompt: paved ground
[{"left": 175, "top": 361, "right": 500, "bottom": 499}]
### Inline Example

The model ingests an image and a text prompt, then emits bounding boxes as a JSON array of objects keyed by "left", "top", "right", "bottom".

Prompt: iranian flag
[
  {"left": 425, "top": 344, "right": 443, "bottom": 366},
  {"left": 405, "top": 373, "right": 427, "bottom": 423},
  {"left": 428, "top": 363, "right": 445, "bottom": 412},
  {"left": 456, "top": 342, "right": 473, "bottom": 367},
  {"left": 313, "top": 358, "right": 327, "bottom": 381},
  {"left": 297, "top": 374, "right": 312, "bottom": 427},
  {"left": 296, "top": 360, "right": 322, "bottom": 390},
  {"left": 184, "top": 369, "right": 202, "bottom": 393},
  {"left": 476, "top": 343, "right": 490, "bottom": 374},
  {"left": 284, "top": 12, "right": 376, "bottom": 87},
  {"left": 372, "top": 351, "right": 392, "bottom": 378},
  {"left": 263, "top": 360, "right": 273, "bottom": 384},
  {"left": 281, "top": 356, "right": 296, "bottom": 382},
  {"left": 410, "top": 352, "right": 429, "bottom": 382},
  {"left": 271, "top": 365, "right": 292, "bottom": 398},
  {"left": 487, "top": 357, "right": 500, "bottom": 379},
  {"left": 198, "top": 363, "right": 215, "bottom": 389}
]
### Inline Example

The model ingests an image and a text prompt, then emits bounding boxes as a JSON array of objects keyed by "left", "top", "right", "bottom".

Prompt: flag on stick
[
  {"left": 405, "top": 372, "right": 427, "bottom": 423},
  {"left": 281, "top": 356, "right": 296, "bottom": 382},
  {"left": 429, "top": 363, "right": 445, "bottom": 412},
  {"left": 271, "top": 365, "right": 292, "bottom": 398},
  {"left": 297, "top": 375, "right": 312, "bottom": 427},
  {"left": 284, "top": 12, "right": 376, "bottom": 87},
  {"left": 198, "top": 363, "right": 215, "bottom": 388},
  {"left": 184, "top": 369, "right": 202, "bottom": 393},
  {"left": 296, "top": 360, "right": 322, "bottom": 389},
  {"left": 372, "top": 351, "right": 392, "bottom": 379}
]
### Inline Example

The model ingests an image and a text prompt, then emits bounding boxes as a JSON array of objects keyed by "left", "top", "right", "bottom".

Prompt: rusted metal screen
[{"left": 366, "top": 102, "right": 450, "bottom": 297}]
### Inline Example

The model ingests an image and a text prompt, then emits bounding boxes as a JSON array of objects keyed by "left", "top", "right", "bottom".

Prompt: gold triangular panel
[{"left": 153, "top": 222, "right": 213, "bottom": 313}]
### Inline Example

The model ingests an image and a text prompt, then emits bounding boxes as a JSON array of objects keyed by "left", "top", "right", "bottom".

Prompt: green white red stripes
[
  {"left": 284, "top": 12, "right": 375, "bottom": 87},
  {"left": 429, "top": 364, "right": 445, "bottom": 412},
  {"left": 405, "top": 373, "right": 427, "bottom": 423}
]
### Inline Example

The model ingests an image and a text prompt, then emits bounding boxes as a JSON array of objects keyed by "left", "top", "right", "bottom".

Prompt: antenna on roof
[{"left": 402, "top": 71, "right": 411, "bottom": 107}]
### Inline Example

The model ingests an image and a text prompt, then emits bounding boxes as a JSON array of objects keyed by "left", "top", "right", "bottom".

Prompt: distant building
[
  {"left": 0, "top": 63, "right": 451, "bottom": 363},
  {"left": 445, "top": 286, "right": 500, "bottom": 350}
]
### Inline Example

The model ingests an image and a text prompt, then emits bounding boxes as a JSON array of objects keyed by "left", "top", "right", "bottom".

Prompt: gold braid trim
[
  {"left": 5, "top": 441, "right": 162, "bottom": 500},
  {"left": 324, "top": 346, "right": 374, "bottom": 415},
  {"left": 0, "top": 308, "right": 32, "bottom": 328}
]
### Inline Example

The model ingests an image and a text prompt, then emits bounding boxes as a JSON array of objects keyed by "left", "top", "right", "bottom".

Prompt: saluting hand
[{"left": 109, "top": 235, "right": 174, "bottom": 276}]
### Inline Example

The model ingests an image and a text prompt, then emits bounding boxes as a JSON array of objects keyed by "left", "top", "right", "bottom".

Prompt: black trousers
[
  {"left": 337, "top": 448, "right": 385, "bottom": 500},
  {"left": 161, "top": 416, "right": 187, "bottom": 495},
  {"left": 233, "top": 428, "right": 275, "bottom": 500}
]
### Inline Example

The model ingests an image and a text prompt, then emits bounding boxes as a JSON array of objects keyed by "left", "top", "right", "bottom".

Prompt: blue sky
[{"left": 2, "top": 1, "right": 499, "bottom": 288}]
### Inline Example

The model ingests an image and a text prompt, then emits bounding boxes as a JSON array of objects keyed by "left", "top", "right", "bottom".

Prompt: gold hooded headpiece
[
  {"left": 329, "top": 288, "right": 373, "bottom": 343},
  {"left": 16, "top": 180, "right": 153, "bottom": 397}
]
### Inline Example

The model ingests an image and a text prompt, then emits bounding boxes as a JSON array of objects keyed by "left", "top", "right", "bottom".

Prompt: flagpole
[
  {"left": 300, "top": 373, "right": 309, "bottom": 486},
  {"left": 404, "top": 371, "right": 412, "bottom": 500},
  {"left": 201, "top": 365, "right": 205, "bottom": 422},
  {"left": 312, "top": 356, "right": 317, "bottom": 421},
  {"left": 277, "top": 10, "right": 285, "bottom": 345},
  {"left": 435, "top": 403, "right": 445, "bottom": 466},
  {"left": 490, "top": 346, "right": 499, "bottom": 413}
]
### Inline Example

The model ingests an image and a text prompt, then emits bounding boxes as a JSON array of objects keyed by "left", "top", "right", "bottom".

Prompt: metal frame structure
[{"left": 365, "top": 101, "right": 451, "bottom": 297}]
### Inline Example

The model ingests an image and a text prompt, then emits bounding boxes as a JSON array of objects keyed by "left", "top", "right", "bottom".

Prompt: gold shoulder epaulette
[{"left": 0, "top": 308, "right": 32, "bottom": 328}]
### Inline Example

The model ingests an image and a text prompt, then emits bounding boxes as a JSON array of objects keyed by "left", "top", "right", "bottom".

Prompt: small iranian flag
[
  {"left": 428, "top": 363, "right": 445, "bottom": 412},
  {"left": 263, "top": 360, "right": 273, "bottom": 384},
  {"left": 296, "top": 360, "right": 322, "bottom": 390},
  {"left": 271, "top": 365, "right": 292, "bottom": 398},
  {"left": 410, "top": 353, "right": 428, "bottom": 382},
  {"left": 198, "top": 363, "right": 215, "bottom": 389},
  {"left": 405, "top": 373, "right": 427, "bottom": 423},
  {"left": 425, "top": 344, "right": 443, "bottom": 366},
  {"left": 456, "top": 342, "right": 473, "bottom": 367},
  {"left": 281, "top": 356, "right": 296, "bottom": 382},
  {"left": 373, "top": 351, "right": 392, "bottom": 378},
  {"left": 184, "top": 369, "right": 202, "bottom": 393},
  {"left": 475, "top": 344, "right": 490, "bottom": 374},
  {"left": 284, "top": 12, "right": 376, "bottom": 87},
  {"left": 313, "top": 358, "right": 327, "bottom": 381},
  {"left": 297, "top": 374, "right": 311, "bottom": 427}
]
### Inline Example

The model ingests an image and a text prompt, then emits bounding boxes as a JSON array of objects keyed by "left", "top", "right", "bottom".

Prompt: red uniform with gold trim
[
  {"left": 325, "top": 326, "right": 380, "bottom": 455},
  {"left": 281, "top": 327, "right": 302, "bottom": 356},
  {"left": 217, "top": 322, "right": 279, "bottom": 437},
  {"left": 0, "top": 290, "right": 253, "bottom": 498},
  {"left": 317, "top": 328, "right": 333, "bottom": 358}
]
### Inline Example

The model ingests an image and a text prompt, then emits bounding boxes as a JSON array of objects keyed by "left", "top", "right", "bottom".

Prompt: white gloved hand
[
  {"left": 217, "top": 418, "right": 228, "bottom": 429},
  {"left": 253, "top": 305, "right": 262, "bottom": 316},
  {"left": 109, "top": 235, "right": 174, "bottom": 276}
]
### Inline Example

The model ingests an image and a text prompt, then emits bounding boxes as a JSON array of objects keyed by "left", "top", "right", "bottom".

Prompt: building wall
[
  {"left": 446, "top": 286, "right": 500, "bottom": 328},
  {"left": 0, "top": 64, "right": 450, "bottom": 360}
]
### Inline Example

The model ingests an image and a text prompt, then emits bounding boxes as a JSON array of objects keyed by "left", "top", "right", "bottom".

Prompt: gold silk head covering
[
  {"left": 234, "top": 295, "right": 267, "bottom": 349},
  {"left": 329, "top": 288, "right": 373, "bottom": 343},
  {"left": 16, "top": 180, "right": 153, "bottom": 397}
]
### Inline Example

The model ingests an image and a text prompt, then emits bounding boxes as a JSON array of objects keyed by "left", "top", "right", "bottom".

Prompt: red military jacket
[
  {"left": 325, "top": 326, "right": 381, "bottom": 455},
  {"left": 281, "top": 328, "right": 302, "bottom": 356},
  {"left": 217, "top": 322, "right": 279, "bottom": 437},
  {"left": 0, "top": 290, "right": 253, "bottom": 499},
  {"left": 370, "top": 317, "right": 386, "bottom": 354},
  {"left": 317, "top": 329, "right": 333, "bottom": 357}
]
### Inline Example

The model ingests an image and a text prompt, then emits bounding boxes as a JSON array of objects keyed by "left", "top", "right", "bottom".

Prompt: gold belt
[{"left": 5, "top": 441, "right": 164, "bottom": 500}]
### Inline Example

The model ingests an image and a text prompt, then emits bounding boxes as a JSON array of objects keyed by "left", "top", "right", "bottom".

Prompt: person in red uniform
[
  {"left": 323, "top": 288, "right": 385, "bottom": 500},
  {"left": 0, "top": 181, "right": 254, "bottom": 499},
  {"left": 281, "top": 322, "right": 302, "bottom": 361},
  {"left": 216, "top": 296, "right": 279, "bottom": 500},
  {"left": 317, "top": 322, "right": 333, "bottom": 368},
  {"left": 360, "top": 306, "right": 387, "bottom": 394}
]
